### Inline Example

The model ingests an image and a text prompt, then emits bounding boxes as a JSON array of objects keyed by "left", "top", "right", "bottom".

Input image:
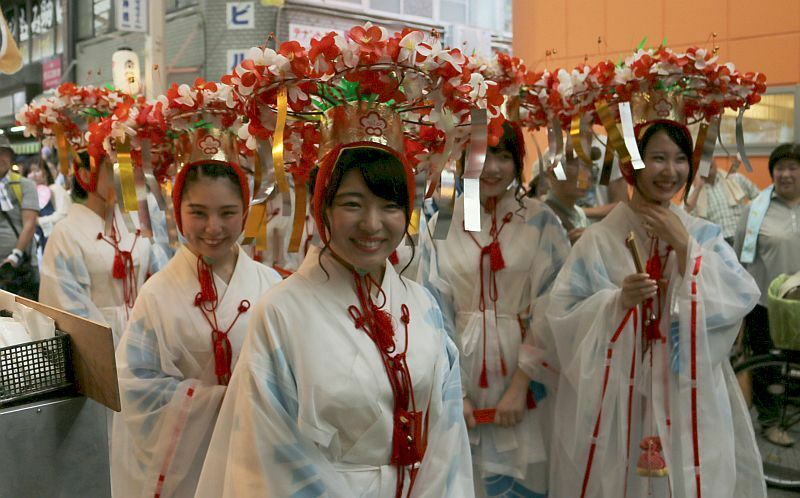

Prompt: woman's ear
[{"left": 76, "top": 166, "right": 91, "bottom": 186}]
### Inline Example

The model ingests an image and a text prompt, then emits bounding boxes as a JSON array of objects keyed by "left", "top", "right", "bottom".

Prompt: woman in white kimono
[
  {"left": 196, "top": 143, "right": 474, "bottom": 498},
  {"left": 111, "top": 159, "right": 282, "bottom": 498},
  {"left": 39, "top": 153, "right": 158, "bottom": 345},
  {"left": 546, "top": 120, "right": 766, "bottom": 498},
  {"left": 418, "top": 121, "right": 570, "bottom": 498}
]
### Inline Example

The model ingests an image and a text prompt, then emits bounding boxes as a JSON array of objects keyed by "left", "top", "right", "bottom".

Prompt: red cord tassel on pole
[
  {"left": 112, "top": 251, "right": 126, "bottom": 279},
  {"left": 479, "top": 358, "right": 489, "bottom": 388}
]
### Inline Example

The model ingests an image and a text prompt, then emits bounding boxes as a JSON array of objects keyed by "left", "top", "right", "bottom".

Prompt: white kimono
[
  {"left": 39, "top": 203, "right": 158, "bottom": 345},
  {"left": 196, "top": 246, "right": 474, "bottom": 497},
  {"left": 418, "top": 193, "right": 570, "bottom": 497},
  {"left": 545, "top": 203, "right": 766, "bottom": 498},
  {"left": 111, "top": 245, "right": 281, "bottom": 498}
]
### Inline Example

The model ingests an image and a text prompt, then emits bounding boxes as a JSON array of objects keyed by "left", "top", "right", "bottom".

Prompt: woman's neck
[
  {"left": 85, "top": 193, "right": 109, "bottom": 220},
  {"left": 630, "top": 190, "right": 669, "bottom": 209},
  {"left": 778, "top": 193, "right": 800, "bottom": 208},
  {"left": 191, "top": 245, "right": 239, "bottom": 284}
]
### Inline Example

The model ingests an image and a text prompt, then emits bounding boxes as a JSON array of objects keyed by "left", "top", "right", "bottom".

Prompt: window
[
  {"left": 718, "top": 90, "right": 796, "bottom": 151},
  {"left": 440, "top": 0, "right": 467, "bottom": 24}
]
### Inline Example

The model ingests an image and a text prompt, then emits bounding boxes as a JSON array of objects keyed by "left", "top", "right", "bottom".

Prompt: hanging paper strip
[
  {"left": 252, "top": 147, "right": 263, "bottom": 202},
  {"left": 735, "top": 107, "right": 754, "bottom": 172},
  {"left": 243, "top": 201, "right": 267, "bottom": 245},
  {"left": 532, "top": 136, "right": 546, "bottom": 179},
  {"left": 433, "top": 166, "right": 457, "bottom": 240},
  {"left": 273, "top": 87, "right": 290, "bottom": 194},
  {"left": 697, "top": 116, "right": 720, "bottom": 179},
  {"left": 596, "top": 100, "right": 631, "bottom": 166},
  {"left": 52, "top": 124, "right": 71, "bottom": 177},
  {"left": 617, "top": 102, "right": 646, "bottom": 170},
  {"left": 570, "top": 115, "right": 592, "bottom": 164},
  {"left": 256, "top": 207, "right": 269, "bottom": 251},
  {"left": 692, "top": 123, "right": 709, "bottom": 173},
  {"left": 288, "top": 178, "right": 307, "bottom": 253},
  {"left": 114, "top": 139, "right": 139, "bottom": 212},
  {"left": 408, "top": 170, "right": 427, "bottom": 241},
  {"left": 112, "top": 161, "right": 137, "bottom": 234},
  {"left": 161, "top": 181, "right": 179, "bottom": 247},
  {"left": 599, "top": 138, "right": 615, "bottom": 186},
  {"left": 548, "top": 119, "right": 566, "bottom": 180},
  {"left": 463, "top": 109, "right": 488, "bottom": 232}
]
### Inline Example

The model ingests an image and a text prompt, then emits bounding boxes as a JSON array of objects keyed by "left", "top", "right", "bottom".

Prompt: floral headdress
[
  {"left": 16, "top": 83, "right": 133, "bottom": 180},
  {"left": 560, "top": 44, "right": 767, "bottom": 182},
  {"left": 224, "top": 23, "right": 503, "bottom": 249}
]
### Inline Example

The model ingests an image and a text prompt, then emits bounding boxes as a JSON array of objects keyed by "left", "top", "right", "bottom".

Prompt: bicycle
[{"left": 733, "top": 274, "right": 800, "bottom": 490}]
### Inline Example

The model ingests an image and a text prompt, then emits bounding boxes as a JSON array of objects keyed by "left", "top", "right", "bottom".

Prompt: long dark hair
[
  {"left": 636, "top": 121, "right": 695, "bottom": 200},
  {"left": 318, "top": 146, "right": 414, "bottom": 275},
  {"left": 488, "top": 121, "right": 527, "bottom": 212}
]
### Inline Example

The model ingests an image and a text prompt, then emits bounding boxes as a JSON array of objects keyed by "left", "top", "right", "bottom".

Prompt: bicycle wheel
[{"left": 734, "top": 352, "right": 800, "bottom": 489}]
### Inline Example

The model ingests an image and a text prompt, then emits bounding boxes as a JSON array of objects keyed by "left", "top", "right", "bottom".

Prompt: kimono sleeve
[
  {"left": 412, "top": 296, "right": 474, "bottom": 498},
  {"left": 518, "top": 206, "right": 570, "bottom": 386},
  {"left": 112, "top": 293, "right": 226, "bottom": 498},
  {"left": 674, "top": 221, "right": 760, "bottom": 367},
  {"left": 38, "top": 226, "right": 106, "bottom": 324},
  {"left": 195, "top": 300, "right": 353, "bottom": 497}
]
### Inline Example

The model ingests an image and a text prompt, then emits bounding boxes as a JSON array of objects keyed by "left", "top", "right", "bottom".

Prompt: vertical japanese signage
[
  {"left": 226, "top": 2, "right": 255, "bottom": 30},
  {"left": 116, "top": 0, "right": 148, "bottom": 33},
  {"left": 42, "top": 56, "right": 62, "bottom": 90}
]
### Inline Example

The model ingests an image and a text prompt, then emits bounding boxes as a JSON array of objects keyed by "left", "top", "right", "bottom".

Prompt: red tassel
[
  {"left": 500, "top": 354, "right": 508, "bottom": 377},
  {"left": 212, "top": 331, "right": 232, "bottom": 385},
  {"left": 198, "top": 263, "right": 216, "bottom": 303},
  {"left": 479, "top": 359, "right": 489, "bottom": 388},
  {"left": 112, "top": 251, "right": 126, "bottom": 280},
  {"left": 371, "top": 305, "right": 396, "bottom": 352},
  {"left": 389, "top": 250, "right": 400, "bottom": 265},
  {"left": 488, "top": 241, "right": 505, "bottom": 272}
]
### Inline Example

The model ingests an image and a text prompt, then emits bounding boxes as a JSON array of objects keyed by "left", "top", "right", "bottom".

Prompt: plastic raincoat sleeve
[
  {"left": 417, "top": 213, "right": 462, "bottom": 386},
  {"left": 113, "top": 294, "right": 226, "bottom": 498},
  {"left": 38, "top": 225, "right": 105, "bottom": 323},
  {"left": 195, "top": 291, "right": 474, "bottom": 498},
  {"left": 518, "top": 207, "right": 570, "bottom": 386}
]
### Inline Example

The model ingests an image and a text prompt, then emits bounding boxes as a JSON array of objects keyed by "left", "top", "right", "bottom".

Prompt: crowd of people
[{"left": 1, "top": 24, "right": 798, "bottom": 498}]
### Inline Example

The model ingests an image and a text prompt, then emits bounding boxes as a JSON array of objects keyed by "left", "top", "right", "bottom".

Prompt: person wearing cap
[
  {"left": 418, "top": 121, "right": 570, "bottom": 498},
  {"left": 0, "top": 135, "right": 39, "bottom": 298},
  {"left": 196, "top": 109, "right": 474, "bottom": 498},
  {"left": 111, "top": 137, "right": 282, "bottom": 498},
  {"left": 546, "top": 104, "right": 765, "bottom": 496},
  {"left": 734, "top": 142, "right": 800, "bottom": 446}
]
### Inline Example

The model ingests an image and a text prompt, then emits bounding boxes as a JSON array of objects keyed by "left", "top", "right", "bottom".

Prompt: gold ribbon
[
  {"left": 273, "top": 87, "right": 290, "bottom": 194},
  {"left": 243, "top": 201, "right": 267, "bottom": 247},
  {"left": 569, "top": 115, "right": 592, "bottom": 165},
  {"left": 162, "top": 181, "right": 180, "bottom": 248},
  {"left": 288, "top": 178, "right": 307, "bottom": 253},
  {"left": 253, "top": 147, "right": 263, "bottom": 202},
  {"left": 114, "top": 139, "right": 139, "bottom": 213},
  {"left": 595, "top": 100, "right": 631, "bottom": 164},
  {"left": 52, "top": 124, "right": 70, "bottom": 177},
  {"left": 599, "top": 139, "right": 615, "bottom": 186}
]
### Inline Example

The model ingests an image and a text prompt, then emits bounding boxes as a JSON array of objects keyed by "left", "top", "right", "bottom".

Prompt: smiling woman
[
  {"left": 196, "top": 110, "right": 474, "bottom": 498},
  {"left": 111, "top": 139, "right": 283, "bottom": 498}
]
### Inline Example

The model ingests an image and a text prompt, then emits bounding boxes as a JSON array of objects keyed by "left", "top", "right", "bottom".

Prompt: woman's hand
[
  {"left": 621, "top": 273, "right": 658, "bottom": 310},
  {"left": 463, "top": 397, "right": 477, "bottom": 429},
  {"left": 635, "top": 203, "right": 690, "bottom": 275},
  {"left": 495, "top": 370, "right": 530, "bottom": 427},
  {"left": 635, "top": 204, "right": 689, "bottom": 254}
]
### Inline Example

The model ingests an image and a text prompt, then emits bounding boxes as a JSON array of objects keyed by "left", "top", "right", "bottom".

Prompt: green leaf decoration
[{"left": 636, "top": 37, "right": 647, "bottom": 51}]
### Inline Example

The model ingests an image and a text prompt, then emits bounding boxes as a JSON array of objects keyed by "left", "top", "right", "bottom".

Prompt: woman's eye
[{"left": 385, "top": 203, "right": 402, "bottom": 211}]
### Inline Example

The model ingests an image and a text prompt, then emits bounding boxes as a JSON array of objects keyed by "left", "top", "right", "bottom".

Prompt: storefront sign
[{"left": 42, "top": 56, "right": 62, "bottom": 90}]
